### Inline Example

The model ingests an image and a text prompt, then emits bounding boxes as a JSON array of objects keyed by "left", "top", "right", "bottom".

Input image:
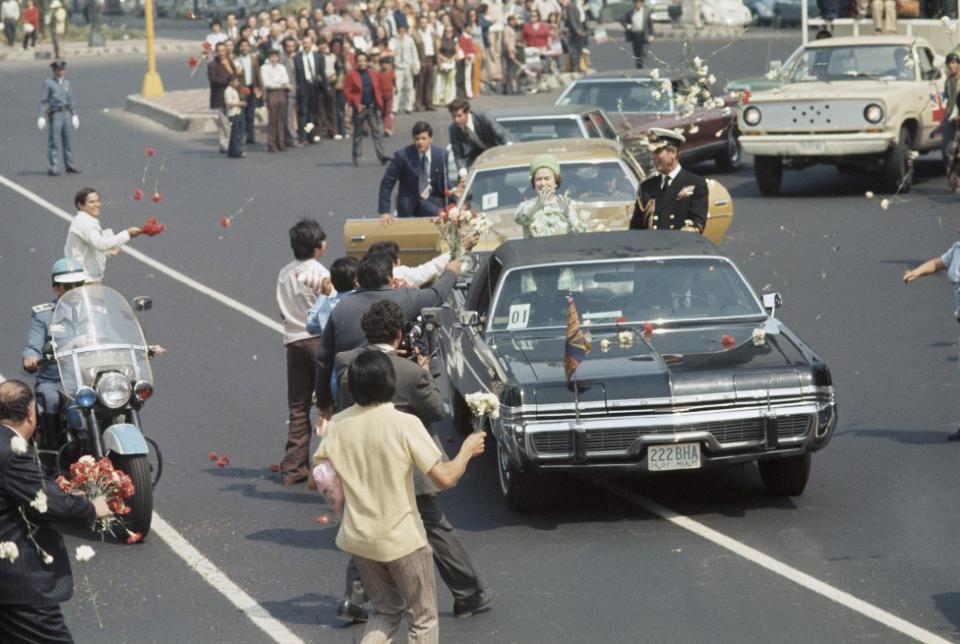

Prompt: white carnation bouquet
[
  {"left": 464, "top": 392, "right": 500, "bottom": 433},
  {"left": 431, "top": 205, "right": 491, "bottom": 259}
]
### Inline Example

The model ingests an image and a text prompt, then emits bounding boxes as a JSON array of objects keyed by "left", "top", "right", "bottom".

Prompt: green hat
[{"left": 529, "top": 154, "right": 560, "bottom": 178}]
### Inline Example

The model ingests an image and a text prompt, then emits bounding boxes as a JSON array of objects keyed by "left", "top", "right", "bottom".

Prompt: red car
[{"left": 556, "top": 70, "right": 742, "bottom": 171}]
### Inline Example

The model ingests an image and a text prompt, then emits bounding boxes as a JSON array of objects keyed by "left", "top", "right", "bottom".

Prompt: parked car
[
  {"left": 700, "top": 0, "right": 753, "bottom": 26},
  {"left": 743, "top": 0, "right": 775, "bottom": 23},
  {"left": 342, "top": 139, "right": 735, "bottom": 266},
  {"left": 772, "top": 0, "right": 818, "bottom": 26},
  {"left": 423, "top": 230, "right": 837, "bottom": 510},
  {"left": 739, "top": 36, "right": 946, "bottom": 194},
  {"left": 490, "top": 105, "right": 620, "bottom": 144},
  {"left": 557, "top": 71, "right": 742, "bottom": 171}
]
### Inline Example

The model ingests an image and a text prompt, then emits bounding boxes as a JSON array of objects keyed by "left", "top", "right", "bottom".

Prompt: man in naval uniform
[
  {"left": 629, "top": 128, "right": 708, "bottom": 233},
  {"left": 37, "top": 60, "right": 80, "bottom": 177}
]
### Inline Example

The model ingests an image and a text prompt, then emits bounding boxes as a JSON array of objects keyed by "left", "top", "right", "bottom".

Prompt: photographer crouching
[{"left": 330, "top": 300, "right": 495, "bottom": 625}]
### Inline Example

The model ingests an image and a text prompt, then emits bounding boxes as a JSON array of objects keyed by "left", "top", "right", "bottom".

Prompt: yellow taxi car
[{"left": 344, "top": 139, "right": 734, "bottom": 265}]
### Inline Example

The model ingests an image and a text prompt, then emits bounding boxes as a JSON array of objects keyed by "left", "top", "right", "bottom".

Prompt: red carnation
[
  {"left": 201, "top": 41, "right": 212, "bottom": 51},
  {"left": 186, "top": 9, "right": 194, "bottom": 19},
  {"left": 133, "top": 189, "right": 144, "bottom": 201},
  {"left": 127, "top": 532, "right": 143, "bottom": 544},
  {"left": 269, "top": 463, "right": 280, "bottom": 472},
  {"left": 316, "top": 514, "right": 331, "bottom": 524},
  {"left": 216, "top": 455, "right": 230, "bottom": 467},
  {"left": 145, "top": 146, "right": 156, "bottom": 157},
  {"left": 56, "top": 475, "right": 71, "bottom": 492},
  {"left": 240, "top": 86, "right": 251, "bottom": 96},
  {"left": 188, "top": 56, "right": 199, "bottom": 68},
  {"left": 220, "top": 216, "right": 232, "bottom": 228},
  {"left": 616, "top": 316, "right": 627, "bottom": 324},
  {"left": 209, "top": 452, "right": 218, "bottom": 461},
  {"left": 151, "top": 192, "right": 162, "bottom": 203},
  {"left": 721, "top": 334, "right": 735, "bottom": 349},
  {"left": 142, "top": 217, "right": 166, "bottom": 237},
  {"left": 643, "top": 322, "right": 654, "bottom": 339}
]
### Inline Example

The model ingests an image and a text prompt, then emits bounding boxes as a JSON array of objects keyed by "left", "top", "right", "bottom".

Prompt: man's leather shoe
[
  {"left": 948, "top": 428, "right": 960, "bottom": 442},
  {"left": 66, "top": 167, "right": 81, "bottom": 174},
  {"left": 336, "top": 599, "right": 368, "bottom": 623},
  {"left": 454, "top": 590, "right": 495, "bottom": 618}
]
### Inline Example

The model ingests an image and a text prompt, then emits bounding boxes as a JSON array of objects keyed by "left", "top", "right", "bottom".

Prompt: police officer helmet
[{"left": 51, "top": 257, "right": 88, "bottom": 285}]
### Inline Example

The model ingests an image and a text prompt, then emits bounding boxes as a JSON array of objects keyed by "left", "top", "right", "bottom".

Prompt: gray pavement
[{"left": 2, "top": 32, "right": 960, "bottom": 644}]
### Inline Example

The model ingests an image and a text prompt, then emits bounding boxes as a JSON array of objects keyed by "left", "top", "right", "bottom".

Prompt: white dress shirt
[
  {"left": 660, "top": 164, "right": 682, "bottom": 190},
  {"left": 631, "top": 7, "right": 646, "bottom": 31},
  {"left": 64, "top": 211, "right": 131, "bottom": 282},
  {"left": 418, "top": 28, "right": 435, "bottom": 56},
  {"left": 301, "top": 51, "right": 315, "bottom": 81},
  {"left": 393, "top": 253, "right": 449, "bottom": 287},
  {"left": 261, "top": 61, "right": 290, "bottom": 89},
  {"left": 236, "top": 54, "right": 253, "bottom": 85},
  {"left": 205, "top": 32, "right": 228, "bottom": 47},
  {"left": 277, "top": 258, "right": 330, "bottom": 345}
]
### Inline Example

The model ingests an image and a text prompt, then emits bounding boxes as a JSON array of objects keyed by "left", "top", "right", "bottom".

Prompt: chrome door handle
[{"left": 350, "top": 235, "right": 366, "bottom": 242}]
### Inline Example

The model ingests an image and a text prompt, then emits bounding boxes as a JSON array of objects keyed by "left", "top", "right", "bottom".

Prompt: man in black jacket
[
  {"left": 294, "top": 35, "right": 325, "bottom": 144},
  {"left": 622, "top": 0, "right": 654, "bottom": 69},
  {"left": 0, "top": 380, "right": 111, "bottom": 643},
  {"left": 630, "top": 128, "right": 708, "bottom": 233},
  {"left": 447, "top": 98, "right": 509, "bottom": 174},
  {"left": 207, "top": 41, "right": 233, "bottom": 153},
  {"left": 378, "top": 121, "right": 449, "bottom": 224}
]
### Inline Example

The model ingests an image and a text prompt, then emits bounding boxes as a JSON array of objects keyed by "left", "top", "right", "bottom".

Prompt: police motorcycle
[{"left": 41, "top": 284, "right": 162, "bottom": 539}]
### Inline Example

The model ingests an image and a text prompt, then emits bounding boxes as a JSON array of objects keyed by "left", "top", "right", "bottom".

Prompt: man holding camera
[{"left": 331, "top": 300, "right": 493, "bottom": 624}]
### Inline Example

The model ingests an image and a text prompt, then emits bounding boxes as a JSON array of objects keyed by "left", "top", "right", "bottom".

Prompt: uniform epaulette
[{"left": 32, "top": 303, "right": 55, "bottom": 314}]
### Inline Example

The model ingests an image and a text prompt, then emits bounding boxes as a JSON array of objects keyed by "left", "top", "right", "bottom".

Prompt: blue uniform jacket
[
  {"left": 38, "top": 77, "right": 76, "bottom": 117},
  {"left": 22, "top": 300, "right": 58, "bottom": 383}
]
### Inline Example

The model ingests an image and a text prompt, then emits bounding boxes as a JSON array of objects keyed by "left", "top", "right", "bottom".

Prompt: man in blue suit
[{"left": 378, "top": 121, "right": 449, "bottom": 225}]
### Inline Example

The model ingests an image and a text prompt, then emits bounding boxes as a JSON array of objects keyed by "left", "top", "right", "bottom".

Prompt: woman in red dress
[
  {"left": 22, "top": 0, "right": 39, "bottom": 50},
  {"left": 520, "top": 10, "right": 550, "bottom": 49}
]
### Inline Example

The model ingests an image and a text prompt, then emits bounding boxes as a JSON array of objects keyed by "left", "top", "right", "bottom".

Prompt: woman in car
[{"left": 514, "top": 154, "right": 587, "bottom": 238}]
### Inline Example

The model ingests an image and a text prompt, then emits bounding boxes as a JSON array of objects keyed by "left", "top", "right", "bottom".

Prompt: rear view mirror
[
  {"left": 762, "top": 292, "right": 782, "bottom": 312},
  {"left": 132, "top": 296, "right": 153, "bottom": 312}
]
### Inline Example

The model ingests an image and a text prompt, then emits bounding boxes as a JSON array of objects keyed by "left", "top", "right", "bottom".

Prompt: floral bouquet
[
  {"left": 56, "top": 456, "right": 143, "bottom": 544},
  {"left": 465, "top": 392, "right": 499, "bottom": 433},
  {"left": 431, "top": 205, "right": 491, "bottom": 259},
  {"left": 311, "top": 460, "right": 344, "bottom": 515}
]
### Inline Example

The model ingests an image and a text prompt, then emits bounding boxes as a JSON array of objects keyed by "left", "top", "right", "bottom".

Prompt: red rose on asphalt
[
  {"left": 209, "top": 451, "right": 218, "bottom": 461},
  {"left": 269, "top": 464, "right": 280, "bottom": 472},
  {"left": 220, "top": 455, "right": 230, "bottom": 465},
  {"left": 127, "top": 532, "right": 143, "bottom": 544},
  {"left": 145, "top": 146, "right": 156, "bottom": 157},
  {"left": 133, "top": 189, "right": 144, "bottom": 201},
  {"left": 151, "top": 192, "right": 162, "bottom": 203},
  {"left": 220, "top": 216, "right": 231, "bottom": 228},
  {"left": 721, "top": 335, "right": 735, "bottom": 349},
  {"left": 188, "top": 56, "right": 199, "bottom": 68}
]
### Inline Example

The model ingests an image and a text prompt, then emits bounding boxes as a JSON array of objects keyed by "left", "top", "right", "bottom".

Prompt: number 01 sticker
[{"left": 507, "top": 303, "right": 531, "bottom": 330}]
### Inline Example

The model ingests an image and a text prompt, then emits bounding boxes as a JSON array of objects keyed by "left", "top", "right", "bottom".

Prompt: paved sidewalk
[
  {"left": 0, "top": 37, "right": 196, "bottom": 62},
  {"left": 601, "top": 22, "right": 800, "bottom": 40}
]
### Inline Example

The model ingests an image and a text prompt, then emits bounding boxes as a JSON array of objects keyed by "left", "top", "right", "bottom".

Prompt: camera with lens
[{"left": 399, "top": 318, "right": 428, "bottom": 359}]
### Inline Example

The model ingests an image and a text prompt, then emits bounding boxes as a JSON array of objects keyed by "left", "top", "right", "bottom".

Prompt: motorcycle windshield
[{"left": 50, "top": 284, "right": 152, "bottom": 398}]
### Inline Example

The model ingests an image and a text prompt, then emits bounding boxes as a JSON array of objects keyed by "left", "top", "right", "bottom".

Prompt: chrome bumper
[
  {"left": 497, "top": 401, "right": 836, "bottom": 472},
  {"left": 740, "top": 132, "right": 894, "bottom": 157}
]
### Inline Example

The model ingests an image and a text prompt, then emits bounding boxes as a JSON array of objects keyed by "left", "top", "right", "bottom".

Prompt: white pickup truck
[{"left": 738, "top": 35, "right": 946, "bottom": 195}]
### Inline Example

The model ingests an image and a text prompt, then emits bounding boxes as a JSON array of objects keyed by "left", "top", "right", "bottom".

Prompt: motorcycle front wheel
[{"left": 111, "top": 454, "right": 154, "bottom": 540}]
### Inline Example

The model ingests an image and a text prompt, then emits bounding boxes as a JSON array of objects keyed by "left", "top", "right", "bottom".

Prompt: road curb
[
  {"left": 0, "top": 39, "right": 196, "bottom": 62},
  {"left": 125, "top": 93, "right": 217, "bottom": 133}
]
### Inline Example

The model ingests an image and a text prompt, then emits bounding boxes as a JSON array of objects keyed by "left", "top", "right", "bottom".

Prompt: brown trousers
[
  {"left": 354, "top": 546, "right": 439, "bottom": 644},
  {"left": 416, "top": 58, "right": 435, "bottom": 110},
  {"left": 265, "top": 89, "right": 287, "bottom": 152},
  {"left": 282, "top": 336, "right": 319, "bottom": 484}
]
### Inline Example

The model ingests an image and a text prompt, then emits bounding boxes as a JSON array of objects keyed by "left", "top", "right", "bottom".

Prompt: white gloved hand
[
  {"left": 71, "top": 115, "right": 79, "bottom": 129},
  {"left": 37, "top": 117, "right": 46, "bottom": 131}
]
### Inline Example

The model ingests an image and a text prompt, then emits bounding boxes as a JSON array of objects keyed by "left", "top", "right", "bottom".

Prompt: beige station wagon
[
  {"left": 343, "top": 139, "right": 735, "bottom": 265},
  {"left": 738, "top": 36, "right": 947, "bottom": 195}
]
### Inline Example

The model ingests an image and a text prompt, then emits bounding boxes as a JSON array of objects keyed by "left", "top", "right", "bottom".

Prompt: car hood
[
  {"left": 490, "top": 321, "right": 813, "bottom": 406},
  {"left": 751, "top": 80, "right": 913, "bottom": 101}
]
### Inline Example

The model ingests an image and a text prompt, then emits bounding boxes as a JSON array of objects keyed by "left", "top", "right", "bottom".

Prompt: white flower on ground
[
  {"left": 650, "top": 68, "right": 660, "bottom": 80},
  {"left": 10, "top": 435, "right": 28, "bottom": 456},
  {"left": 752, "top": 328, "right": 766, "bottom": 346},
  {"left": 75, "top": 545, "right": 96, "bottom": 562},
  {"left": 30, "top": 489, "right": 48, "bottom": 514},
  {"left": 880, "top": 198, "right": 890, "bottom": 210},
  {"left": 864, "top": 191, "right": 874, "bottom": 199},
  {"left": 0, "top": 542, "right": 19, "bottom": 563}
]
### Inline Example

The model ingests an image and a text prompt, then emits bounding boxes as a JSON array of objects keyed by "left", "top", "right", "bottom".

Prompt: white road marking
[
  {"left": 151, "top": 514, "right": 305, "bottom": 644},
  {"left": 600, "top": 482, "right": 951, "bottom": 644},
  {"left": 0, "top": 173, "right": 282, "bottom": 335}
]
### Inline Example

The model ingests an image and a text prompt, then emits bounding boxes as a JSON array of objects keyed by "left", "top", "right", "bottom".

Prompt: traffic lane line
[{"left": 598, "top": 481, "right": 951, "bottom": 644}]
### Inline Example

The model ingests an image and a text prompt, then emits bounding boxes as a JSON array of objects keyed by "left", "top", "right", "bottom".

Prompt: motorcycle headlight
[
  {"left": 863, "top": 103, "right": 884, "bottom": 124},
  {"left": 743, "top": 106, "right": 762, "bottom": 126},
  {"left": 97, "top": 372, "right": 132, "bottom": 409},
  {"left": 75, "top": 386, "right": 97, "bottom": 409}
]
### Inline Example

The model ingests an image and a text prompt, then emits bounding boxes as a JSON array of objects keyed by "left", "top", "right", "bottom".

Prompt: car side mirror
[
  {"left": 459, "top": 310, "right": 481, "bottom": 327},
  {"left": 768, "top": 60, "right": 782, "bottom": 75},
  {"left": 132, "top": 296, "right": 153, "bottom": 311},
  {"left": 762, "top": 292, "right": 782, "bottom": 313}
]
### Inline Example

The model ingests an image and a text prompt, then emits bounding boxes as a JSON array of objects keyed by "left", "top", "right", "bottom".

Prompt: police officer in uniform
[
  {"left": 37, "top": 60, "right": 80, "bottom": 177},
  {"left": 21, "top": 258, "right": 88, "bottom": 446},
  {"left": 629, "top": 128, "right": 708, "bottom": 233}
]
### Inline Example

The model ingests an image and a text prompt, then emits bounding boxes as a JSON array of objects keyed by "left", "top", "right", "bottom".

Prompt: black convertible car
[{"left": 424, "top": 231, "right": 837, "bottom": 511}]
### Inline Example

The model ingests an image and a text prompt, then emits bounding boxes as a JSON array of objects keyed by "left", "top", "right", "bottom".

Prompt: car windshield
[
  {"left": 498, "top": 118, "right": 584, "bottom": 142},
  {"left": 467, "top": 161, "right": 637, "bottom": 212},
  {"left": 559, "top": 80, "right": 672, "bottom": 114},
  {"left": 785, "top": 45, "right": 916, "bottom": 82},
  {"left": 489, "top": 257, "right": 764, "bottom": 331}
]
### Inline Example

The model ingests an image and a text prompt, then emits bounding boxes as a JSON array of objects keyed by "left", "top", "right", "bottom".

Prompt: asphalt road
[{"left": 2, "top": 32, "right": 960, "bottom": 644}]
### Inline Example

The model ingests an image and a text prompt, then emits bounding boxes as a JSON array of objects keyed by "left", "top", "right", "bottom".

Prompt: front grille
[{"left": 529, "top": 414, "right": 813, "bottom": 456}]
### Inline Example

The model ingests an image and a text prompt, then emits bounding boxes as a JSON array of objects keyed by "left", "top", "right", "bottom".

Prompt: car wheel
[
  {"left": 754, "top": 156, "right": 783, "bottom": 195},
  {"left": 715, "top": 126, "right": 741, "bottom": 172},
  {"left": 882, "top": 126, "right": 913, "bottom": 194},
  {"left": 497, "top": 438, "right": 542, "bottom": 512},
  {"left": 758, "top": 453, "right": 811, "bottom": 496}
]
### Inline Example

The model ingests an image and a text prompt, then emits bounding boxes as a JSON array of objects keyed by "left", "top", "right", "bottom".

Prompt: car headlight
[
  {"left": 863, "top": 103, "right": 884, "bottom": 124},
  {"left": 97, "top": 372, "right": 132, "bottom": 409},
  {"left": 743, "top": 106, "right": 762, "bottom": 126}
]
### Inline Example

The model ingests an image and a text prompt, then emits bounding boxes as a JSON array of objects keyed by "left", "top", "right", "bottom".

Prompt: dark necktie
[
  {"left": 661, "top": 175, "right": 671, "bottom": 191},
  {"left": 419, "top": 154, "right": 429, "bottom": 195}
]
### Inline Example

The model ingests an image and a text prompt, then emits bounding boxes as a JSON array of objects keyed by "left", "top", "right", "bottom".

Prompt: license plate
[
  {"left": 797, "top": 140, "right": 826, "bottom": 154},
  {"left": 647, "top": 443, "right": 702, "bottom": 472}
]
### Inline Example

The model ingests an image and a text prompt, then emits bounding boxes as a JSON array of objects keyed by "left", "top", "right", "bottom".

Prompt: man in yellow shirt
[{"left": 314, "top": 351, "right": 485, "bottom": 643}]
